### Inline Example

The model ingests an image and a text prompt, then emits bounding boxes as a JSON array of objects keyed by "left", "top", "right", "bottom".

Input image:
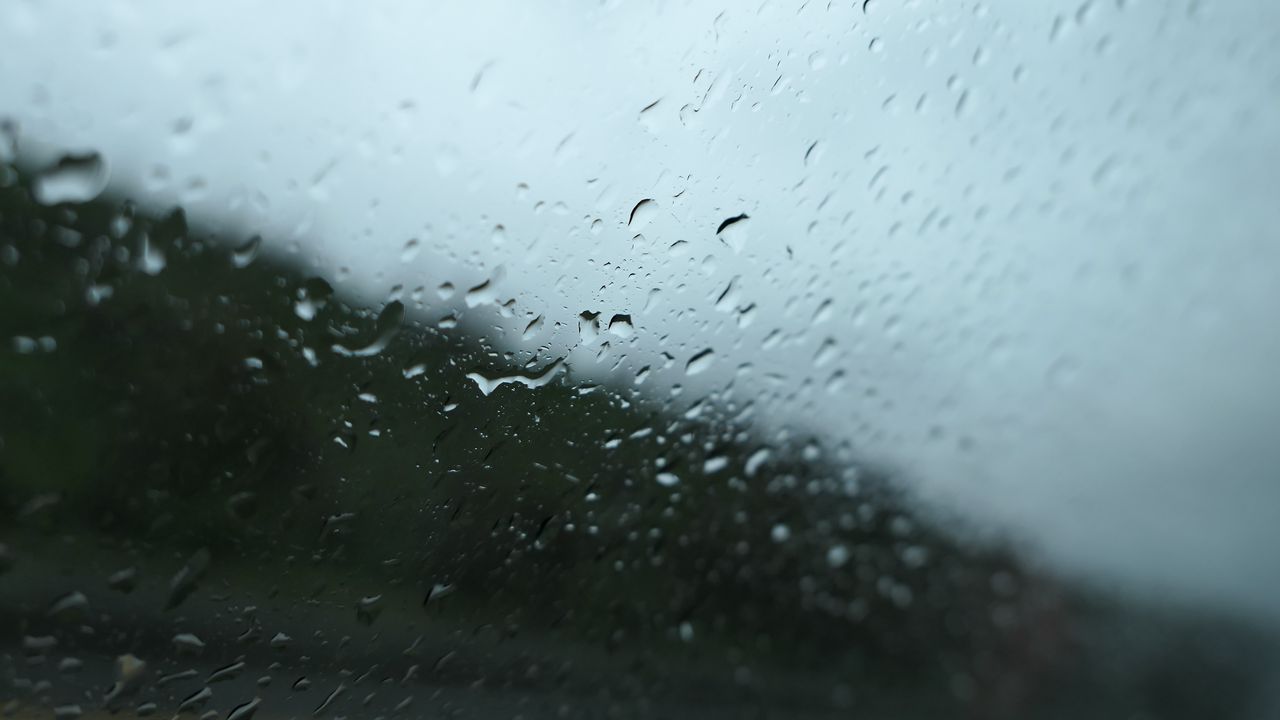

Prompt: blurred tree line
[{"left": 1, "top": 163, "right": 1274, "bottom": 718}]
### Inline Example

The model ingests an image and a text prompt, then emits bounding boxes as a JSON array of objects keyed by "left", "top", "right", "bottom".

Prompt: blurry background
[{"left": 3, "top": 1, "right": 1280, "bottom": 718}]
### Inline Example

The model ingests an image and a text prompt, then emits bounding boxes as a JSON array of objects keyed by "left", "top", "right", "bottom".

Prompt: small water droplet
[
  {"left": 208, "top": 660, "right": 246, "bottom": 684},
  {"left": 400, "top": 238, "right": 420, "bottom": 263},
  {"left": 173, "top": 633, "right": 206, "bottom": 656},
  {"left": 46, "top": 590, "right": 89, "bottom": 621},
  {"left": 827, "top": 544, "right": 850, "bottom": 568},
  {"left": 231, "top": 236, "right": 262, "bottom": 268},
  {"left": 356, "top": 595, "right": 383, "bottom": 625},
  {"left": 138, "top": 233, "right": 166, "bottom": 275},
  {"left": 715, "top": 214, "right": 750, "bottom": 253}
]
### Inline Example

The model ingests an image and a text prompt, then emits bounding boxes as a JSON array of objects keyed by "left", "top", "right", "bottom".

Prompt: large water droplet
[
  {"left": 466, "top": 358, "right": 564, "bottom": 396},
  {"left": 628, "top": 199, "right": 658, "bottom": 229},
  {"left": 32, "top": 153, "right": 109, "bottom": 205}
]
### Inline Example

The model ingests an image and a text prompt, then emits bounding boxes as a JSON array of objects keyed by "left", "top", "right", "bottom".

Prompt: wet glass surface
[{"left": 3, "top": 3, "right": 1280, "bottom": 718}]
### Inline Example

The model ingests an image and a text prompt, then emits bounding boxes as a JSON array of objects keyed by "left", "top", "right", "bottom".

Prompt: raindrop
[
  {"left": 46, "top": 590, "right": 89, "bottom": 620},
  {"left": 356, "top": 595, "right": 383, "bottom": 625},
  {"left": 314, "top": 683, "right": 346, "bottom": 716},
  {"left": 174, "top": 633, "right": 206, "bottom": 656},
  {"left": 208, "top": 660, "right": 246, "bottom": 684},
  {"left": 715, "top": 214, "right": 750, "bottom": 253},
  {"left": 177, "top": 687, "right": 213, "bottom": 714},
  {"left": 826, "top": 544, "right": 850, "bottom": 568},
  {"left": 166, "top": 548, "right": 211, "bottom": 610},
  {"left": 231, "top": 235, "right": 262, "bottom": 269},
  {"left": 32, "top": 153, "right": 109, "bottom": 205},
  {"left": 804, "top": 141, "right": 821, "bottom": 166},
  {"left": 226, "top": 698, "right": 261, "bottom": 720},
  {"left": 332, "top": 301, "right": 404, "bottom": 357},
  {"left": 466, "top": 358, "right": 564, "bottom": 396},
  {"left": 628, "top": 199, "right": 658, "bottom": 229},
  {"left": 464, "top": 266, "right": 505, "bottom": 308},
  {"left": 685, "top": 349, "right": 715, "bottom": 376},
  {"left": 400, "top": 238, "right": 421, "bottom": 263},
  {"left": 607, "top": 314, "right": 634, "bottom": 338},
  {"left": 293, "top": 278, "right": 333, "bottom": 321},
  {"left": 516, "top": 315, "right": 542, "bottom": 343},
  {"left": 138, "top": 233, "right": 166, "bottom": 275}
]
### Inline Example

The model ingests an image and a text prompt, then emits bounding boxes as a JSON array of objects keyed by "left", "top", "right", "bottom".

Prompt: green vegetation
[{"left": 1, "top": 168, "right": 1275, "bottom": 718}]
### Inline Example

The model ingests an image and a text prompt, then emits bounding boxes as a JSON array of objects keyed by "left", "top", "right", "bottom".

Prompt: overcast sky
[{"left": 4, "top": 0, "right": 1280, "bottom": 624}]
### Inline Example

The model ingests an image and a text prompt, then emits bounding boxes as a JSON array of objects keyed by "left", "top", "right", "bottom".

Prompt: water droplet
[
  {"left": 314, "top": 683, "right": 346, "bottom": 716},
  {"left": 231, "top": 236, "right": 262, "bottom": 268},
  {"left": 745, "top": 448, "right": 770, "bottom": 477},
  {"left": 656, "top": 472, "right": 680, "bottom": 487},
  {"left": 400, "top": 238, "right": 420, "bottom": 263},
  {"left": 166, "top": 548, "right": 210, "bottom": 610},
  {"left": 138, "top": 233, "right": 166, "bottom": 275},
  {"left": 523, "top": 314, "right": 544, "bottom": 340},
  {"left": 208, "top": 660, "right": 246, "bottom": 684},
  {"left": 294, "top": 278, "right": 334, "bottom": 321},
  {"left": 227, "top": 698, "right": 261, "bottom": 720},
  {"left": 46, "top": 590, "right": 89, "bottom": 621},
  {"left": 464, "top": 266, "right": 505, "bottom": 308},
  {"left": 173, "top": 633, "right": 206, "bottom": 656},
  {"left": 103, "top": 654, "right": 146, "bottom": 709},
  {"left": 826, "top": 544, "right": 850, "bottom": 568},
  {"left": 177, "top": 687, "right": 213, "bottom": 714},
  {"left": 628, "top": 199, "right": 658, "bottom": 229},
  {"left": 685, "top": 349, "right": 715, "bottom": 376},
  {"left": 466, "top": 358, "right": 563, "bottom": 396},
  {"left": 332, "top": 301, "right": 404, "bottom": 357},
  {"left": 715, "top": 214, "right": 750, "bottom": 253},
  {"left": 607, "top": 314, "right": 634, "bottom": 338},
  {"left": 356, "top": 595, "right": 383, "bottom": 625},
  {"left": 32, "top": 153, "right": 108, "bottom": 205}
]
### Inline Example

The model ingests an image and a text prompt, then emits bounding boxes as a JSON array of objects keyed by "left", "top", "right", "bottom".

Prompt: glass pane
[{"left": 3, "top": 2, "right": 1279, "bottom": 718}]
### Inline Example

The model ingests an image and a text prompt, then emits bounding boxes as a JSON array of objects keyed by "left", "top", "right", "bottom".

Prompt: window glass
[{"left": 3, "top": 2, "right": 1279, "bottom": 718}]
